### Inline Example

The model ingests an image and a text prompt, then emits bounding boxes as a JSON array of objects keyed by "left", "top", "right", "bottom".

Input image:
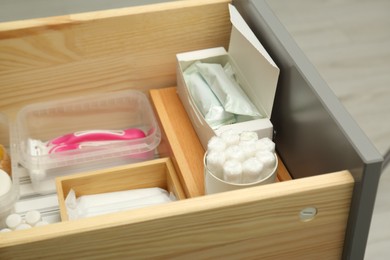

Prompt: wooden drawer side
[
  {"left": 0, "top": 171, "right": 354, "bottom": 259},
  {"left": 0, "top": 0, "right": 232, "bottom": 118}
]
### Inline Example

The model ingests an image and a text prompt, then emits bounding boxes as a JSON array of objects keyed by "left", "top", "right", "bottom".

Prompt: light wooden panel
[
  {"left": 150, "top": 87, "right": 292, "bottom": 197},
  {"left": 56, "top": 157, "right": 186, "bottom": 221},
  {"left": 150, "top": 87, "right": 205, "bottom": 197},
  {"left": 0, "top": 170, "right": 354, "bottom": 259},
  {"left": 0, "top": 0, "right": 231, "bottom": 118}
]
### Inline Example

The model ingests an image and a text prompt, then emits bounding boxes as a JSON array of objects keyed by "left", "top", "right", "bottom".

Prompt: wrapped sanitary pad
[
  {"left": 195, "top": 62, "right": 261, "bottom": 117},
  {"left": 184, "top": 62, "right": 236, "bottom": 129},
  {"left": 65, "top": 187, "right": 175, "bottom": 220}
]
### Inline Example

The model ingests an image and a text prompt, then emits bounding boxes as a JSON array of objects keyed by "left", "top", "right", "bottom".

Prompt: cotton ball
[
  {"left": 225, "top": 145, "right": 246, "bottom": 163},
  {"left": 0, "top": 228, "right": 12, "bottom": 233},
  {"left": 255, "top": 137, "right": 275, "bottom": 153},
  {"left": 223, "top": 160, "right": 242, "bottom": 184},
  {"left": 242, "top": 157, "right": 264, "bottom": 184},
  {"left": 207, "top": 136, "right": 226, "bottom": 153},
  {"left": 206, "top": 151, "right": 226, "bottom": 179},
  {"left": 219, "top": 130, "right": 240, "bottom": 147}
]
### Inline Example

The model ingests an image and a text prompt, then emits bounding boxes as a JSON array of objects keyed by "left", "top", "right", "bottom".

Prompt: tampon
[
  {"left": 256, "top": 150, "right": 276, "bottom": 174},
  {"left": 239, "top": 131, "right": 258, "bottom": 143},
  {"left": 207, "top": 136, "right": 227, "bottom": 153},
  {"left": 206, "top": 151, "right": 226, "bottom": 179},
  {"left": 225, "top": 145, "right": 247, "bottom": 163},
  {"left": 223, "top": 160, "right": 242, "bottom": 184},
  {"left": 255, "top": 138, "right": 275, "bottom": 153},
  {"left": 239, "top": 142, "right": 258, "bottom": 159},
  {"left": 242, "top": 157, "right": 264, "bottom": 183},
  {"left": 220, "top": 130, "right": 240, "bottom": 147}
]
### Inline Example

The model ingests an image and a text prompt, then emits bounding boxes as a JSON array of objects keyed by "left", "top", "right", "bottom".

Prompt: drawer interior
[{"left": 0, "top": 0, "right": 355, "bottom": 259}]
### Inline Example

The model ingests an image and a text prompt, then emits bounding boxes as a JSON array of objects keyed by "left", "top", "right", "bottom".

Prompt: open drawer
[{"left": 0, "top": 0, "right": 382, "bottom": 259}]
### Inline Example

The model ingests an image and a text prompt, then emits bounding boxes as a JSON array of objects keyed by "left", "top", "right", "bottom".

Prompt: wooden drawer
[{"left": 0, "top": 0, "right": 357, "bottom": 259}]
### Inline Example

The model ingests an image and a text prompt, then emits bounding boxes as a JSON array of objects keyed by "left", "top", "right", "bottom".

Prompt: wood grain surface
[{"left": 0, "top": 170, "right": 354, "bottom": 259}]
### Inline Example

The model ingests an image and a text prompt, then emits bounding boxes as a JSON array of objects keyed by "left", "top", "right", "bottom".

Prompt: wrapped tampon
[
  {"left": 196, "top": 62, "right": 261, "bottom": 117},
  {"left": 184, "top": 62, "right": 236, "bottom": 129}
]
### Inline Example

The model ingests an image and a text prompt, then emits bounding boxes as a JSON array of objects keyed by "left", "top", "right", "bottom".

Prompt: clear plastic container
[
  {"left": 0, "top": 114, "right": 19, "bottom": 228},
  {"left": 15, "top": 90, "right": 161, "bottom": 195}
]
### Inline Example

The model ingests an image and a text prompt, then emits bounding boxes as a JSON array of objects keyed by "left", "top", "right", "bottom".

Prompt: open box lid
[{"left": 228, "top": 4, "right": 280, "bottom": 117}]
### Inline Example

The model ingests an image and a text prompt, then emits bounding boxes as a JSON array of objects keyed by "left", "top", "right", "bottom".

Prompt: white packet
[
  {"left": 184, "top": 62, "right": 236, "bottom": 129},
  {"left": 196, "top": 62, "right": 261, "bottom": 117}
]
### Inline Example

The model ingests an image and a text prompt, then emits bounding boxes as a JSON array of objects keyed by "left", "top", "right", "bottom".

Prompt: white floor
[{"left": 267, "top": 0, "right": 390, "bottom": 259}]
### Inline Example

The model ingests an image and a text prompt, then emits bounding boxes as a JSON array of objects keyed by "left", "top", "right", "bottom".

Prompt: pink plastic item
[{"left": 47, "top": 129, "right": 146, "bottom": 154}]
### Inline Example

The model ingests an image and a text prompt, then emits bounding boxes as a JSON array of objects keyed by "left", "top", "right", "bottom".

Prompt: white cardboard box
[{"left": 176, "top": 4, "right": 280, "bottom": 150}]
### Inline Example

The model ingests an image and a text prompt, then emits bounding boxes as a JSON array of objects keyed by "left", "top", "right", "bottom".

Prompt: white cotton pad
[
  {"left": 34, "top": 221, "right": 49, "bottom": 227},
  {"left": 0, "top": 169, "right": 12, "bottom": 197},
  {"left": 15, "top": 223, "right": 32, "bottom": 230},
  {"left": 6, "top": 214, "right": 22, "bottom": 230},
  {"left": 223, "top": 160, "right": 242, "bottom": 184},
  {"left": 0, "top": 228, "right": 12, "bottom": 233},
  {"left": 225, "top": 145, "right": 246, "bottom": 163},
  {"left": 239, "top": 131, "right": 258, "bottom": 143},
  {"left": 207, "top": 136, "right": 227, "bottom": 153},
  {"left": 242, "top": 157, "right": 264, "bottom": 184},
  {"left": 256, "top": 151, "right": 276, "bottom": 171},
  {"left": 206, "top": 151, "right": 226, "bottom": 179},
  {"left": 25, "top": 210, "right": 42, "bottom": 226},
  {"left": 255, "top": 138, "right": 276, "bottom": 153},
  {"left": 220, "top": 130, "right": 240, "bottom": 147}
]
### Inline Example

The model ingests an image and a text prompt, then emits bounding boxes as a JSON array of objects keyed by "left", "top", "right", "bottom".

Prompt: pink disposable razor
[{"left": 47, "top": 128, "right": 146, "bottom": 154}]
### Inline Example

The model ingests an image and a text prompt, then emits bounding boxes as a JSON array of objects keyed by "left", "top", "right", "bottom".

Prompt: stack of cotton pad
[
  {"left": 1, "top": 210, "right": 48, "bottom": 232},
  {"left": 206, "top": 130, "right": 276, "bottom": 184}
]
